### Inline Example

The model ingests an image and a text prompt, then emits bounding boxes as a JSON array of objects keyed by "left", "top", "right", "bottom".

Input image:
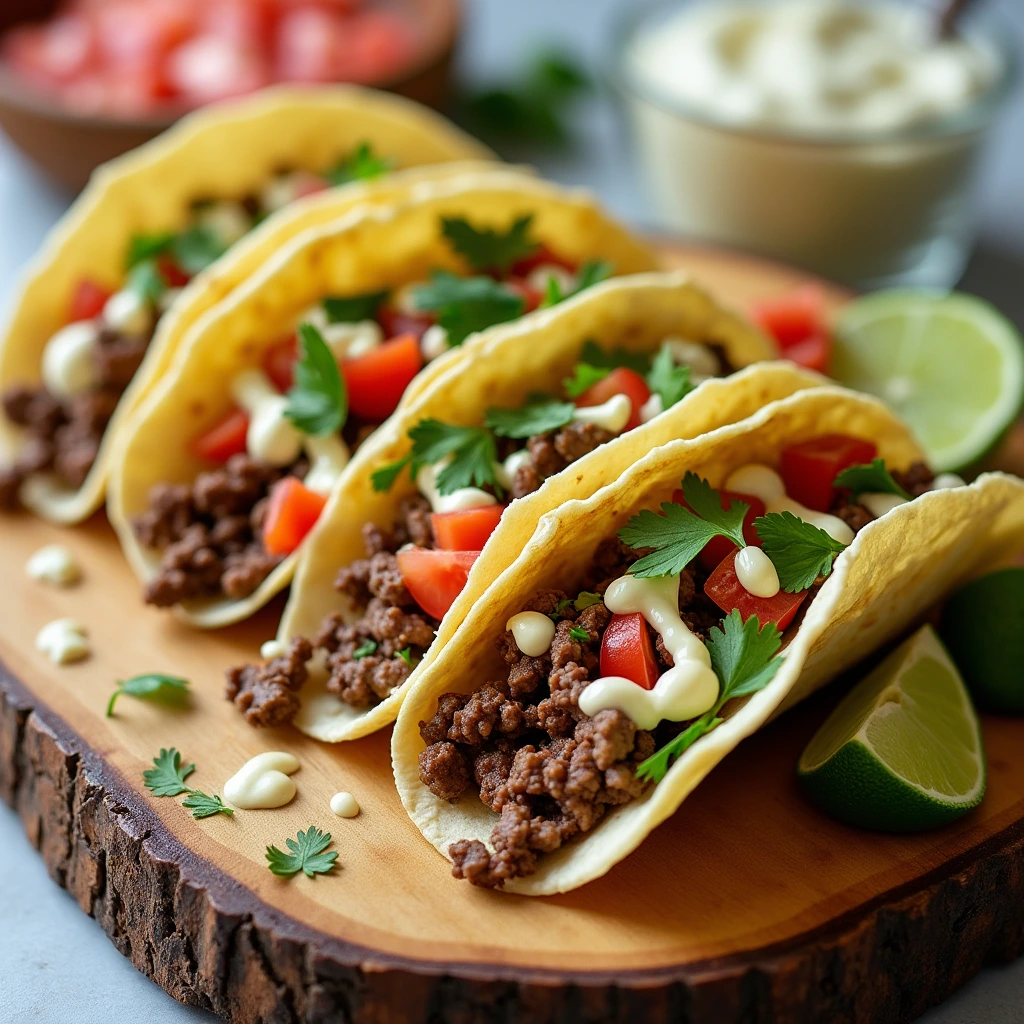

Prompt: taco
[
  {"left": 222, "top": 271, "right": 822, "bottom": 740},
  {"left": 108, "top": 174, "right": 659, "bottom": 628},
  {"left": 0, "top": 84, "right": 494, "bottom": 523},
  {"left": 390, "top": 386, "right": 1024, "bottom": 895}
]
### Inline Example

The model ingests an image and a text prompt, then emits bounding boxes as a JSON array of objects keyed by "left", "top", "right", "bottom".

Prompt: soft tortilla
[
  {"left": 1, "top": 84, "right": 495, "bottom": 524},
  {"left": 391, "top": 386, "right": 1024, "bottom": 895},
  {"left": 107, "top": 175, "right": 659, "bottom": 627},
  {"left": 282, "top": 272, "right": 826, "bottom": 742}
]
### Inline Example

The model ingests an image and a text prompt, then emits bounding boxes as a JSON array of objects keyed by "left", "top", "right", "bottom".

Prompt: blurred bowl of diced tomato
[{"left": 0, "top": 0, "right": 460, "bottom": 191}]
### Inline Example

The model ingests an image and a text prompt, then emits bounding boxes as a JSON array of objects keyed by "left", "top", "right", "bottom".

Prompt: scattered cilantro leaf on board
[
  {"left": 143, "top": 748, "right": 195, "bottom": 797},
  {"left": 322, "top": 289, "right": 389, "bottom": 324},
  {"left": 266, "top": 826, "right": 338, "bottom": 878},
  {"left": 442, "top": 214, "right": 539, "bottom": 273},
  {"left": 619, "top": 474, "right": 748, "bottom": 578},
  {"left": 485, "top": 396, "right": 575, "bottom": 438},
  {"left": 353, "top": 639, "right": 378, "bottom": 660},
  {"left": 754, "top": 511, "right": 848, "bottom": 592},
  {"left": 182, "top": 791, "right": 234, "bottom": 820},
  {"left": 106, "top": 673, "right": 190, "bottom": 717},
  {"left": 324, "top": 142, "right": 395, "bottom": 186},
  {"left": 637, "top": 613, "right": 782, "bottom": 782},
  {"left": 833, "top": 459, "right": 911, "bottom": 500},
  {"left": 646, "top": 343, "right": 694, "bottom": 411},
  {"left": 412, "top": 271, "right": 524, "bottom": 346},
  {"left": 285, "top": 323, "right": 347, "bottom": 437}
]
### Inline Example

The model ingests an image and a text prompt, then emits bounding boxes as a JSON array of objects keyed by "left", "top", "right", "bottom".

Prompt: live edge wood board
[{"left": 3, "top": 241, "right": 1024, "bottom": 1024}]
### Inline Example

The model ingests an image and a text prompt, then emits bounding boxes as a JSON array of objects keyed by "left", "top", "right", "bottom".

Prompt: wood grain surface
[{"left": 2, "top": 241, "right": 1024, "bottom": 1023}]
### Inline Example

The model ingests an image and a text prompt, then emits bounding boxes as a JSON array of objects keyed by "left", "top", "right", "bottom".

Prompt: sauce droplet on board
[
  {"left": 224, "top": 752, "right": 300, "bottom": 810},
  {"left": 330, "top": 792, "right": 359, "bottom": 818}
]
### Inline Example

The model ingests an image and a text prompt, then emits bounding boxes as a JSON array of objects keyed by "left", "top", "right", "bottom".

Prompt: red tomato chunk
[
  {"left": 343, "top": 334, "right": 423, "bottom": 423},
  {"left": 600, "top": 612, "right": 660, "bottom": 690},
  {"left": 263, "top": 477, "right": 327, "bottom": 556},
  {"left": 68, "top": 278, "right": 113, "bottom": 322},
  {"left": 431, "top": 506, "right": 503, "bottom": 552},
  {"left": 191, "top": 408, "right": 249, "bottom": 463},
  {"left": 704, "top": 550, "right": 808, "bottom": 631},
  {"left": 396, "top": 548, "right": 480, "bottom": 621},
  {"left": 575, "top": 367, "right": 650, "bottom": 433},
  {"left": 780, "top": 434, "right": 878, "bottom": 513}
]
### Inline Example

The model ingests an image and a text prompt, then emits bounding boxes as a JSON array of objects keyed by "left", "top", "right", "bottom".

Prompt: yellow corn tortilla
[
  {"left": 1, "top": 84, "right": 495, "bottom": 524},
  {"left": 281, "top": 272, "right": 825, "bottom": 743},
  {"left": 392, "top": 386, "right": 1024, "bottom": 895},
  {"left": 107, "top": 175, "right": 659, "bottom": 628}
]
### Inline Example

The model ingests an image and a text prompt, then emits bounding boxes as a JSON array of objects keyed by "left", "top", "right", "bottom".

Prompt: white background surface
[{"left": 2, "top": 1, "right": 1024, "bottom": 1021}]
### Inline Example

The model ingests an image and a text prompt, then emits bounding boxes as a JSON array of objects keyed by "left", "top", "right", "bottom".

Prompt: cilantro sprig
[
  {"left": 143, "top": 748, "right": 234, "bottom": 820},
  {"left": 753, "top": 512, "right": 848, "bottom": 592},
  {"left": 285, "top": 323, "right": 348, "bottom": 437},
  {"left": 324, "top": 142, "right": 395, "bottom": 186},
  {"left": 442, "top": 215, "right": 539, "bottom": 273},
  {"left": 412, "top": 271, "right": 524, "bottom": 346},
  {"left": 638, "top": 612, "right": 782, "bottom": 782},
  {"left": 618, "top": 473, "right": 748, "bottom": 578},
  {"left": 646, "top": 343, "right": 694, "bottom": 411},
  {"left": 106, "top": 673, "right": 190, "bottom": 717},
  {"left": 266, "top": 826, "right": 338, "bottom": 878},
  {"left": 322, "top": 289, "right": 389, "bottom": 324},
  {"left": 484, "top": 396, "right": 575, "bottom": 438},
  {"left": 833, "top": 459, "right": 911, "bottom": 500},
  {"left": 540, "top": 259, "right": 614, "bottom": 307},
  {"left": 562, "top": 339, "right": 650, "bottom": 397}
]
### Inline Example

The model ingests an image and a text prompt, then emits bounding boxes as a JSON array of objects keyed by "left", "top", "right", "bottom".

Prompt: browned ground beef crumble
[{"left": 0, "top": 327, "right": 150, "bottom": 507}]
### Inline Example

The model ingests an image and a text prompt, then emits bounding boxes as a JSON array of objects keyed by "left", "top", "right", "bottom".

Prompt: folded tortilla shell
[{"left": 392, "top": 386, "right": 1024, "bottom": 895}]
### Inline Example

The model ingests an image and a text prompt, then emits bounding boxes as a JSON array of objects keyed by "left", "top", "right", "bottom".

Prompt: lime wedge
[
  {"left": 832, "top": 291, "right": 1024, "bottom": 472},
  {"left": 798, "top": 625, "right": 986, "bottom": 832}
]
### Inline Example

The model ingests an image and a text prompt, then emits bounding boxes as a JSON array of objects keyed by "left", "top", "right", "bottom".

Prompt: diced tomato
[
  {"left": 509, "top": 244, "right": 577, "bottom": 279},
  {"left": 751, "top": 285, "right": 827, "bottom": 349},
  {"left": 504, "top": 277, "right": 543, "bottom": 313},
  {"left": 166, "top": 33, "right": 270, "bottom": 104},
  {"left": 575, "top": 366, "right": 651, "bottom": 432},
  {"left": 201, "top": 0, "right": 276, "bottom": 53},
  {"left": 336, "top": 11, "right": 416, "bottom": 83},
  {"left": 191, "top": 408, "right": 249, "bottom": 463},
  {"left": 600, "top": 612, "right": 660, "bottom": 690},
  {"left": 3, "top": 16, "right": 96, "bottom": 86},
  {"left": 263, "top": 477, "right": 327, "bottom": 556},
  {"left": 783, "top": 334, "right": 831, "bottom": 374},
  {"left": 672, "top": 488, "right": 767, "bottom": 570},
  {"left": 780, "top": 434, "right": 878, "bottom": 513},
  {"left": 157, "top": 255, "right": 191, "bottom": 288},
  {"left": 68, "top": 278, "right": 113, "bottom": 323},
  {"left": 291, "top": 172, "right": 329, "bottom": 200},
  {"left": 431, "top": 505, "right": 504, "bottom": 552},
  {"left": 93, "top": 0, "right": 194, "bottom": 68},
  {"left": 396, "top": 548, "right": 480, "bottom": 621},
  {"left": 704, "top": 551, "right": 809, "bottom": 631},
  {"left": 263, "top": 336, "right": 298, "bottom": 392},
  {"left": 274, "top": 7, "right": 341, "bottom": 82},
  {"left": 343, "top": 334, "right": 423, "bottom": 423},
  {"left": 377, "top": 306, "right": 434, "bottom": 342}
]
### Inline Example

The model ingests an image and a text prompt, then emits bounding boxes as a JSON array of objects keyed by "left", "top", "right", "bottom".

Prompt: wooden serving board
[{"left": 3, "top": 241, "right": 1024, "bottom": 1024}]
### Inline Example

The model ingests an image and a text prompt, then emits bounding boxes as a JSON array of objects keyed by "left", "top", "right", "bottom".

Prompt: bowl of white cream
[{"left": 614, "top": 0, "right": 1015, "bottom": 287}]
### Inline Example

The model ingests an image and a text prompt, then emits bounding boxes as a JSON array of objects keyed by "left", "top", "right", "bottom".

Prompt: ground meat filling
[
  {"left": 132, "top": 453, "right": 295, "bottom": 607},
  {"left": 830, "top": 461, "right": 936, "bottom": 531},
  {"left": 509, "top": 421, "right": 616, "bottom": 499},
  {"left": 0, "top": 326, "right": 152, "bottom": 507},
  {"left": 224, "top": 496, "right": 439, "bottom": 725}
]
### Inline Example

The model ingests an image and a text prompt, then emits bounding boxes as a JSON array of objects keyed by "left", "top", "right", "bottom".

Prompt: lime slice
[
  {"left": 832, "top": 291, "right": 1024, "bottom": 472},
  {"left": 797, "top": 625, "right": 985, "bottom": 832},
  {"left": 940, "top": 568, "right": 1024, "bottom": 715}
]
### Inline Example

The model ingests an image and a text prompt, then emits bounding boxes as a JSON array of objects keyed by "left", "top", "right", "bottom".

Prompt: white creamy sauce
[
  {"left": 506, "top": 611, "right": 556, "bottom": 658},
  {"left": 664, "top": 337, "right": 721, "bottom": 377},
  {"left": 860, "top": 492, "right": 908, "bottom": 518},
  {"left": 197, "top": 200, "right": 252, "bottom": 247},
  {"left": 223, "top": 751, "right": 300, "bottom": 810},
  {"left": 572, "top": 393, "right": 632, "bottom": 434},
  {"left": 330, "top": 791, "right": 360, "bottom": 818},
  {"left": 579, "top": 574, "right": 719, "bottom": 729},
  {"left": 416, "top": 461, "right": 497, "bottom": 515},
  {"left": 735, "top": 545, "right": 780, "bottom": 598},
  {"left": 302, "top": 432, "right": 351, "bottom": 494},
  {"left": 260, "top": 639, "right": 286, "bottom": 660},
  {"left": 35, "top": 619, "right": 89, "bottom": 665},
  {"left": 494, "top": 449, "right": 532, "bottom": 492},
  {"left": 41, "top": 320, "right": 100, "bottom": 397},
  {"left": 302, "top": 307, "right": 383, "bottom": 360},
  {"left": 932, "top": 473, "right": 965, "bottom": 490},
  {"left": 639, "top": 393, "right": 664, "bottom": 424},
  {"left": 26, "top": 544, "right": 81, "bottom": 586},
  {"left": 629, "top": 0, "right": 999, "bottom": 135},
  {"left": 260, "top": 173, "right": 300, "bottom": 213},
  {"left": 525, "top": 264, "right": 576, "bottom": 295},
  {"left": 103, "top": 287, "right": 152, "bottom": 337},
  {"left": 725, "top": 464, "right": 854, "bottom": 544},
  {"left": 420, "top": 324, "right": 449, "bottom": 362}
]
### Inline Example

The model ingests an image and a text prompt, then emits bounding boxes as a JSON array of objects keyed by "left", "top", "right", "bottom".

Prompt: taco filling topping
[
  {"left": 411, "top": 438, "right": 960, "bottom": 888},
  {"left": 224, "top": 334, "right": 733, "bottom": 725},
  {"left": 131, "top": 216, "right": 611, "bottom": 608}
]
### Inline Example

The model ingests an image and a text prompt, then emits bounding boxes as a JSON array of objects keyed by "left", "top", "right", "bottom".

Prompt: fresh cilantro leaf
[
  {"left": 485, "top": 395, "right": 575, "bottom": 438},
  {"left": 126, "top": 231, "right": 175, "bottom": 269},
  {"left": 406, "top": 419, "right": 498, "bottom": 495},
  {"left": 106, "top": 673, "right": 190, "bottom": 717},
  {"left": 143, "top": 748, "right": 195, "bottom": 797},
  {"left": 568, "top": 625, "right": 591, "bottom": 642},
  {"left": 324, "top": 142, "right": 395, "bottom": 185},
  {"left": 619, "top": 473, "right": 748, "bottom": 578},
  {"left": 578, "top": 339, "right": 649, "bottom": 373},
  {"left": 573, "top": 259, "right": 614, "bottom": 294},
  {"left": 127, "top": 259, "right": 167, "bottom": 304},
  {"left": 637, "top": 612, "right": 782, "bottom": 782},
  {"left": 562, "top": 363, "right": 608, "bottom": 398},
  {"left": 646, "top": 343, "right": 693, "bottom": 411},
  {"left": 754, "top": 511, "right": 848, "bottom": 592},
  {"left": 412, "top": 271, "right": 524, "bottom": 346},
  {"left": 396, "top": 647, "right": 415, "bottom": 668},
  {"left": 182, "top": 791, "right": 234, "bottom": 820},
  {"left": 172, "top": 224, "right": 228, "bottom": 275},
  {"left": 353, "top": 639, "right": 378, "bottom": 660},
  {"left": 542, "top": 275, "right": 563, "bottom": 308},
  {"left": 371, "top": 454, "right": 413, "bottom": 493},
  {"left": 833, "top": 459, "right": 911, "bottom": 500},
  {"left": 285, "top": 323, "right": 347, "bottom": 437},
  {"left": 574, "top": 591, "right": 602, "bottom": 610},
  {"left": 322, "top": 289, "right": 389, "bottom": 324},
  {"left": 266, "top": 826, "right": 338, "bottom": 878},
  {"left": 442, "top": 215, "right": 539, "bottom": 273}
]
